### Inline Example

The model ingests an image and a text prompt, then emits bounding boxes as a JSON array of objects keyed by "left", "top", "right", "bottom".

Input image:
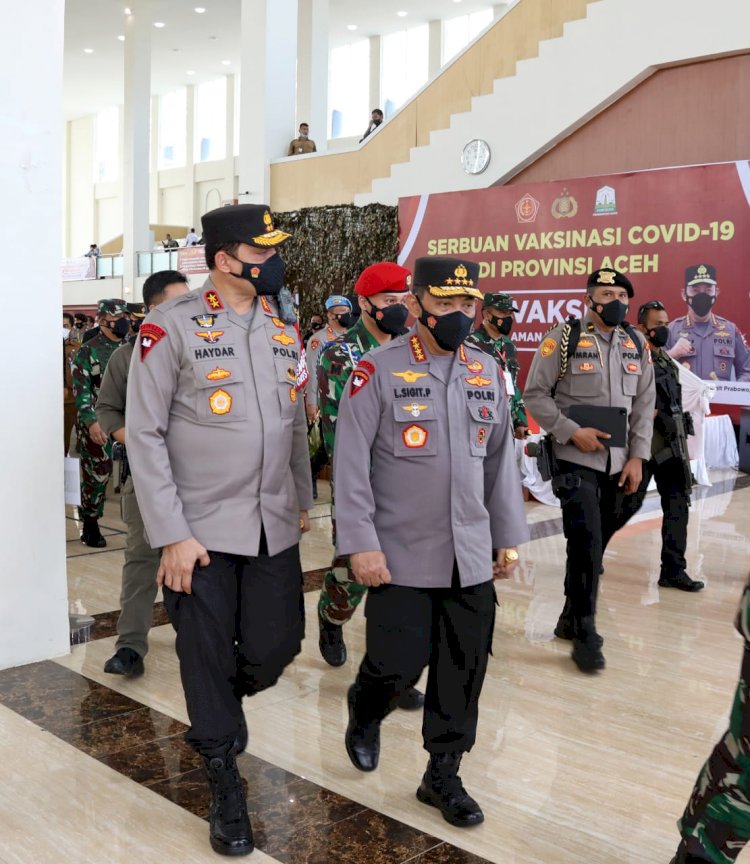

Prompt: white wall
[
  {"left": 67, "top": 116, "right": 96, "bottom": 256},
  {"left": 0, "top": 1, "right": 69, "bottom": 669}
]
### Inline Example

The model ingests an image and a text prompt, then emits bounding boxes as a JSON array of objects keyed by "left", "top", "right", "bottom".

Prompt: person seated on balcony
[
  {"left": 288, "top": 123, "right": 317, "bottom": 156},
  {"left": 85, "top": 243, "right": 100, "bottom": 257},
  {"left": 360, "top": 109, "right": 383, "bottom": 143},
  {"left": 162, "top": 233, "right": 179, "bottom": 249}
]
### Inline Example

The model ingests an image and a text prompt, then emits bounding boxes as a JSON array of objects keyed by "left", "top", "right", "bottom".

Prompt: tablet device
[{"left": 563, "top": 405, "right": 628, "bottom": 447}]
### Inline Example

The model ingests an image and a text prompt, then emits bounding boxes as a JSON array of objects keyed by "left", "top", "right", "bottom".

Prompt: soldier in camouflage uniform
[
  {"left": 466, "top": 292, "right": 529, "bottom": 439},
  {"left": 72, "top": 298, "right": 129, "bottom": 547},
  {"left": 670, "top": 577, "right": 750, "bottom": 864},
  {"left": 316, "top": 262, "right": 424, "bottom": 710}
]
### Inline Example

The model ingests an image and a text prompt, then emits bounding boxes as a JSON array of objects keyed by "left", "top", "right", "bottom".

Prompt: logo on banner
[
  {"left": 594, "top": 185, "right": 618, "bottom": 216},
  {"left": 551, "top": 188, "right": 578, "bottom": 219},
  {"left": 515, "top": 193, "right": 541, "bottom": 224}
]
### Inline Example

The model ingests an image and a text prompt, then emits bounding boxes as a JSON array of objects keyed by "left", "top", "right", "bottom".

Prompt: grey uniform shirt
[
  {"left": 523, "top": 314, "right": 655, "bottom": 474},
  {"left": 96, "top": 340, "right": 133, "bottom": 436},
  {"left": 125, "top": 280, "right": 313, "bottom": 556},
  {"left": 306, "top": 324, "right": 342, "bottom": 409},
  {"left": 332, "top": 329, "right": 530, "bottom": 589},
  {"left": 666, "top": 314, "right": 750, "bottom": 381}
]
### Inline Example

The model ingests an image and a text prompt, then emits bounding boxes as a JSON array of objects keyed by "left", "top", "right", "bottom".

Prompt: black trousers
[
  {"left": 163, "top": 542, "right": 305, "bottom": 757},
  {"left": 636, "top": 456, "right": 690, "bottom": 578},
  {"left": 351, "top": 571, "right": 497, "bottom": 755},
  {"left": 556, "top": 459, "right": 642, "bottom": 620}
]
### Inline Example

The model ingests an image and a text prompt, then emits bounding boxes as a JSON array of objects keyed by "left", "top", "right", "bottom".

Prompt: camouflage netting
[{"left": 274, "top": 204, "right": 398, "bottom": 324}]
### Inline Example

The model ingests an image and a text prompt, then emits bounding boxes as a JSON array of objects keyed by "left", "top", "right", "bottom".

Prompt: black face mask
[
  {"left": 335, "top": 312, "right": 357, "bottom": 329},
  {"left": 131, "top": 319, "right": 142, "bottom": 334},
  {"left": 231, "top": 252, "right": 286, "bottom": 296},
  {"left": 418, "top": 300, "right": 474, "bottom": 352},
  {"left": 592, "top": 298, "right": 628, "bottom": 328},
  {"left": 366, "top": 300, "right": 409, "bottom": 336},
  {"left": 688, "top": 293, "right": 716, "bottom": 317},
  {"left": 648, "top": 325, "right": 669, "bottom": 348},
  {"left": 490, "top": 314, "right": 513, "bottom": 336},
  {"left": 108, "top": 318, "right": 131, "bottom": 339}
]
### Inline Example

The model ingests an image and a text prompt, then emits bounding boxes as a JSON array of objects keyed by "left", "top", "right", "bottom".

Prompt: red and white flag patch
[{"left": 139, "top": 322, "right": 167, "bottom": 361}]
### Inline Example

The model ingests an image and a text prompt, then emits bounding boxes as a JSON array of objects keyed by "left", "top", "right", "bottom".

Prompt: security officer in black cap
[
  {"left": 126, "top": 204, "right": 313, "bottom": 857},
  {"left": 524, "top": 268, "right": 655, "bottom": 673}
]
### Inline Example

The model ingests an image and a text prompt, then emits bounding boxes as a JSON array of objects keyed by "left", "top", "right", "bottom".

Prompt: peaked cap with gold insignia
[{"left": 413, "top": 256, "right": 482, "bottom": 300}]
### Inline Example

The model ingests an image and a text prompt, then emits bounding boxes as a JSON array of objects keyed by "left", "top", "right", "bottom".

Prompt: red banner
[{"left": 398, "top": 161, "right": 750, "bottom": 407}]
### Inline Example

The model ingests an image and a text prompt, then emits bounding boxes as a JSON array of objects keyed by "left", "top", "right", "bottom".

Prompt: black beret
[{"left": 587, "top": 268, "right": 634, "bottom": 298}]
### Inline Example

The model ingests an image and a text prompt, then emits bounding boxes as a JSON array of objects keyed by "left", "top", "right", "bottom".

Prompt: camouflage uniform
[
  {"left": 72, "top": 301, "right": 125, "bottom": 518},
  {"left": 317, "top": 317, "right": 379, "bottom": 625},
  {"left": 673, "top": 579, "right": 750, "bottom": 863},
  {"left": 466, "top": 326, "right": 528, "bottom": 430}
]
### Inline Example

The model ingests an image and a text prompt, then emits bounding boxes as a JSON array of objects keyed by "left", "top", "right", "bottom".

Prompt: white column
[
  {"left": 297, "top": 0, "right": 329, "bottom": 152},
  {"left": 123, "top": 0, "right": 152, "bottom": 289},
  {"left": 185, "top": 84, "right": 196, "bottom": 228},
  {"left": 428, "top": 20, "right": 443, "bottom": 79},
  {"left": 223, "top": 73, "right": 238, "bottom": 205},
  {"left": 149, "top": 95, "right": 159, "bottom": 225},
  {"left": 238, "top": 0, "right": 298, "bottom": 205},
  {"left": 0, "top": 0, "right": 69, "bottom": 667},
  {"left": 369, "top": 35, "right": 382, "bottom": 114}
]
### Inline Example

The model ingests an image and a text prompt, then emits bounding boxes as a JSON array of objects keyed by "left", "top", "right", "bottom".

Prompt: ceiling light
[
  {"left": 83, "top": 48, "right": 94, "bottom": 54},
  {"left": 221, "top": 59, "right": 231, "bottom": 65},
  {"left": 154, "top": 21, "right": 165, "bottom": 28},
  {"left": 194, "top": 6, "right": 206, "bottom": 12},
  {"left": 186, "top": 70, "right": 195, "bottom": 75},
  {"left": 124, "top": 7, "right": 131, "bottom": 14},
  {"left": 396, "top": 10, "right": 407, "bottom": 16},
  {"left": 346, "top": 24, "right": 357, "bottom": 31}
]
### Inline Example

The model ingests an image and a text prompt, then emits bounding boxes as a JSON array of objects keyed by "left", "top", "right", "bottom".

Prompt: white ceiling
[{"left": 63, "top": 0, "right": 504, "bottom": 120}]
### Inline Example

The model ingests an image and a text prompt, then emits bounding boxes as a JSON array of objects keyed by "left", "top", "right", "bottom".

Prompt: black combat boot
[
  {"left": 416, "top": 753, "right": 484, "bottom": 827},
  {"left": 396, "top": 686, "right": 425, "bottom": 710},
  {"left": 345, "top": 684, "right": 380, "bottom": 772},
  {"left": 202, "top": 752, "right": 254, "bottom": 857},
  {"left": 659, "top": 571, "right": 704, "bottom": 592},
  {"left": 670, "top": 844, "right": 713, "bottom": 863},
  {"left": 554, "top": 600, "right": 603, "bottom": 646},
  {"left": 318, "top": 615, "right": 347, "bottom": 667},
  {"left": 103, "top": 647, "right": 144, "bottom": 676},
  {"left": 81, "top": 516, "right": 106, "bottom": 548},
  {"left": 571, "top": 616, "right": 606, "bottom": 673}
]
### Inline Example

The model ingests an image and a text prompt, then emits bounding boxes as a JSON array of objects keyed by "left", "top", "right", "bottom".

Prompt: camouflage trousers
[
  {"left": 76, "top": 421, "right": 113, "bottom": 519},
  {"left": 677, "top": 585, "right": 750, "bottom": 863},
  {"left": 317, "top": 512, "right": 367, "bottom": 626}
]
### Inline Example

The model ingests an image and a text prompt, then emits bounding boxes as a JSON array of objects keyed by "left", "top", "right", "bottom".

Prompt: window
[
  {"left": 159, "top": 88, "right": 186, "bottom": 169},
  {"left": 382, "top": 25, "right": 428, "bottom": 113},
  {"left": 94, "top": 107, "right": 119, "bottom": 183},
  {"left": 442, "top": 8, "right": 493, "bottom": 65},
  {"left": 329, "top": 40, "right": 369, "bottom": 138},
  {"left": 194, "top": 77, "right": 227, "bottom": 162}
]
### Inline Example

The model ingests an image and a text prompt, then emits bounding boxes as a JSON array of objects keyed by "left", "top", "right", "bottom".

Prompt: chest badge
[
  {"left": 578, "top": 338, "right": 594, "bottom": 349},
  {"left": 467, "top": 359, "right": 484, "bottom": 373},
  {"left": 476, "top": 427, "right": 487, "bottom": 447},
  {"left": 404, "top": 403, "right": 428, "bottom": 418},
  {"left": 627, "top": 363, "right": 639, "bottom": 373},
  {"left": 578, "top": 362, "right": 595, "bottom": 372},
  {"left": 207, "top": 367, "right": 231, "bottom": 381},
  {"left": 209, "top": 389, "right": 232, "bottom": 415},
  {"left": 193, "top": 314, "right": 218, "bottom": 328},
  {"left": 273, "top": 332, "right": 296, "bottom": 347},
  {"left": 393, "top": 370, "right": 428, "bottom": 384},
  {"left": 466, "top": 375, "right": 492, "bottom": 387},
  {"left": 195, "top": 330, "right": 225, "bottom": 344},
  {"left": 403, "top": 424, "right": 428, "bottom": 449},
  {"left": 623, "top": 338, "right": 636, "bottom": 350}
]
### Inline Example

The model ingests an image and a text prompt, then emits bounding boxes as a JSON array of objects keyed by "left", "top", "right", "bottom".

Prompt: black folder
[{"left": 563, "top": 405, "right": 628, "bottom": 448}]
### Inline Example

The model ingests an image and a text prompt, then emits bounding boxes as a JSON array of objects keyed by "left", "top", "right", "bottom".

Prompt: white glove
[{"left": 667, "top": 336, "right": 693, "bottom": 359}]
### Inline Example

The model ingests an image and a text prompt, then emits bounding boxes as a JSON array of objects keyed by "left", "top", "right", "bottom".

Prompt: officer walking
[
  {"left": 304, "top": 294, "right": 355, "bottom": 418},
  {"left": 316, "top": 262, "right": 424, "bottom": 708},
  {"left": 126, "top": 205, "right": 313, "bottom": 857},
  {"left": 72, "top": 298, "right": 130, "bottom": 547},
  {"left": 334, "top": 257, "right": 529, "bottom": 827},
  {"left": 466, "top": 292, "right": 529, "bottom": 438},
  {"left": 633, "top": 300, "right": 704, "bottom": 592},
  {"left": 523, "top": 268, "right": 655, "bottom": 673},
  {"left": 666, "top": 264, "right": 750, "bottom": 381},
  {"left": 670, "top": 571, "right": 750, "bottom": 864},
  {"left": 96, "top": 271, "right": 190, "bottom": 678}
]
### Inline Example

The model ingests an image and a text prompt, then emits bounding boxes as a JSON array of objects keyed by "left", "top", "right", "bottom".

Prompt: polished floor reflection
[{"left": 1, "top": 472, "right": 749, "bottom": 863}]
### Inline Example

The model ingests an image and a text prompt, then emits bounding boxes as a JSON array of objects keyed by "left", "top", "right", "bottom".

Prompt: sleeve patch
[
  {"left": 540, "top": 337, "right": 557, "bottom": 358},
  {"left": 349, "top": 368, "right": 371, "bottom": 396},
  {"left": 139, "top": 322, "right": 167, "bottom": 361}
]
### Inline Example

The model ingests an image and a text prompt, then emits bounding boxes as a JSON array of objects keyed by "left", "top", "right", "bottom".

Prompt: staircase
[{"left": 355, "top": 0, "right": 750, "bottom": 206}]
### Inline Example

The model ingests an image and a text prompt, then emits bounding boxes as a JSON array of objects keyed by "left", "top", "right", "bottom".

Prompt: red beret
[{"left": 355, "top": 262, "right": 412, "bottom": 297}]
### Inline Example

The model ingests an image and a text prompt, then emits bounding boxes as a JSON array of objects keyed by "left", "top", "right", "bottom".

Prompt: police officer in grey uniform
[
  {"left": 126, "top": 205, "right": 313, "bottom": 858},
  {"left": 333, "top": 257, "right": 529, "bottom": 828},
  {"left": 96, "top": 270, "right": 189, "bottom": 678},
  {"left": 666, "top": 264, "right": 750, "bottom": 381},
  {"left": 524, "top": 268, "right": 655, "bottom": 673}
]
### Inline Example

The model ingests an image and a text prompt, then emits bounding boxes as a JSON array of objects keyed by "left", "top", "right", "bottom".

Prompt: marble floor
[{"left": 2, "top": 472, "right": 750, "bottom": 863}]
